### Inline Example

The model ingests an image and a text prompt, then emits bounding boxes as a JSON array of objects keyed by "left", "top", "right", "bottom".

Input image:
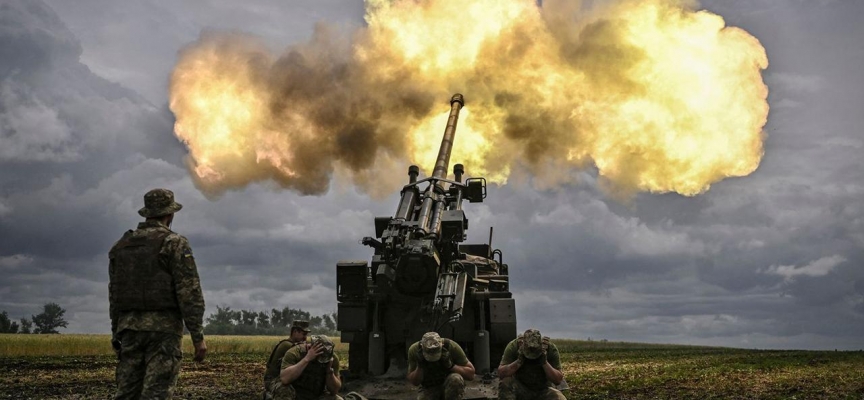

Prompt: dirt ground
[
  {"left": 1, "top": 354, "right": 263, "bottom": 400},
  {"left": 2, "top": 344, "right": 864, "bottom": 399}
]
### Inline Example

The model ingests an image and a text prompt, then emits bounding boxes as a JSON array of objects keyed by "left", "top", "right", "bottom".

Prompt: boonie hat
[
  {"left": 138, "top": 188, "right": 182, "bottom": 218},
  {"left": 291, "top": 320, "right": 312, "bottom": 333},
  {"left": 310, "top": 335, "right": 335, "bottom": 364},
  {"left": 421, "top": 332, "right": 443, "bottom": 362},
  {"left": 521, "top": 329, "right": 544, "bottom": 359}
]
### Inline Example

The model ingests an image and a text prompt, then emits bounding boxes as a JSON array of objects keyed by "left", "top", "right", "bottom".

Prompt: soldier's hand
[
  {"left": 540, "top": 337, "right": 550, "bottom": 364},
  {"left": 516, "top": 347, "right": 526, "bottom": 365},
  {"left": 193, "top": 340, "right": 207, "bottom": 362},
  {"left": 537, "top": 351, "right": 547, "bottom": 365},
  {"left": 304, "top": 342, "right": 324, "bottom": 362},
  {"left": 111, "top": 337, "right": 121, "bottom": 359}
]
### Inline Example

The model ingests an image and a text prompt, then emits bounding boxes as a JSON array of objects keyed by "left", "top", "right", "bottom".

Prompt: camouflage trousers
[
  {"left": 498, "top": 377, "right": 565, "bottom": 400},
  {"left": 264, "top": 378, "right": 343, "bottom": 400},
  {"left": 114, "top": 330, "right": 182, "bottom": 400},
  {"left": 418, "top": 373, "right": 465, "bottom": 400}
]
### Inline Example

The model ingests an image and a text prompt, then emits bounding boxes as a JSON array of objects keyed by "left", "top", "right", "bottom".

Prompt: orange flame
[{"left": 170, "top": 0, "right": 768, "bottom": 197}]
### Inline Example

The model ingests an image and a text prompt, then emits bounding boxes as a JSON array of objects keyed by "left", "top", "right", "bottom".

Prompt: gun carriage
[{"left": 336, "top": 94, "right": 517, "bottom": 399}]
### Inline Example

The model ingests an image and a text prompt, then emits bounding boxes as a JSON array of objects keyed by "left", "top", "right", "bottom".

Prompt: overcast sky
[{"left": 1, "top": 0, "right": 862, "bottom": 350}]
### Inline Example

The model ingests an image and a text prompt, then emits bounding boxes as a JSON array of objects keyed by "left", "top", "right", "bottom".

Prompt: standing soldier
[
  {"left": 109, "top": 188, "right": 207, "bottom": 400},
  {"left": 497, "top": 329, "right": 565, "bottom": 400},
  {"left": 407, "top": 332, "right": 476, "bottom": 400},
  {"left": 278, "top": 335, "right": 343, "bottom": 400},
  {"left": 264, "top": 320, "right": 312, "bottom": 399}
]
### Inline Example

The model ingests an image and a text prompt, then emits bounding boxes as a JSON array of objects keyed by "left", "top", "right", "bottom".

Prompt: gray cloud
[{"left": 42, "top": 0, "right": 366, "bottom": 104}]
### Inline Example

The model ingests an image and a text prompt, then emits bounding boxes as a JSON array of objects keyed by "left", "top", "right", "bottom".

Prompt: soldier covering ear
[
  {"left": 407, "top": 332, "right": 475, "bottom": 400},
  {"left": 497, "top": 329, "right": 566, "bottom": 400}
]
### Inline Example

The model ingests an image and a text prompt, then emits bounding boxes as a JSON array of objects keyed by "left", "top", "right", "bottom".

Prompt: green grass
[
  {"left": 1, "top": 336, "right": 862, "bottom": 399},
  {"left": 555, "top": 339, "right": 864, "bottom": 399}
]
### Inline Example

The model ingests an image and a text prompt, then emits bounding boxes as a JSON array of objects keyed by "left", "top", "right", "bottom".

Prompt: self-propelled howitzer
[{"left": 337, "top": 94, "right": 517, "bottom": 399}]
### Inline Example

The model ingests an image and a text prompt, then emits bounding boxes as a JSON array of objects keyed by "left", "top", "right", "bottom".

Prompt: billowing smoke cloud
[{"left": 170, "top": 0, "right": 768, "bottom": 197}]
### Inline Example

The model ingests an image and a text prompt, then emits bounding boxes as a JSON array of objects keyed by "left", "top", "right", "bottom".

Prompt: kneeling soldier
[
  {"left": 407, "top": 332, "right": 475, "bottom": 400},
  {"left": 278, "top": 335, "right": 343, "bottom": 400},
  {"left": 264, "top": 320, "right": 312, "bottom": 399},
  {"left": 497, "top": 329, "right": 565, "bottom": 400}
]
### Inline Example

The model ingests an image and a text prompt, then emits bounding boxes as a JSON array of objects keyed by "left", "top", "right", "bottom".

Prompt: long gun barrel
[
  {"left": 417, "top": 94, "right": 464, "bottom": 235},
  {"left": 432, "top": 94, "right": 464, "bottom": 179}
]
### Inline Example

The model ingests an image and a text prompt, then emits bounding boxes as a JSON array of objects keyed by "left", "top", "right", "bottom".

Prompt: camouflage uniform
[
  {"left": 109, "top": 189, "right": 205, "bottom": 400},
  {"left": 264, "top": 320, "right": 312, "bottom": 400},
  {"left": 275, "top": 335, "right": 343, "bottom": 400},
  {"left": 498, "top": 330, "right": 565, "bottom": 400},
  {"left": 408, "top": 332, "right": 470, "bottom": 400}
]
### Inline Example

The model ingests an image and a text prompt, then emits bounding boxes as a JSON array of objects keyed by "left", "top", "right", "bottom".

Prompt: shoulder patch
[{"left": 183, "top": 247, "right": 193, "bottom": 258}]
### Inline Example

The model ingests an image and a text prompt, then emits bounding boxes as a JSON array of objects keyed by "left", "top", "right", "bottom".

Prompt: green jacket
[{"left": 109, "top": 220, "right": 205, "bottom": 343}]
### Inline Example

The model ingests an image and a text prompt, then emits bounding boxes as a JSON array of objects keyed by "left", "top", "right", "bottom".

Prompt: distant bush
[
  {"left": 1, "top": 307, "right": 46, "bottom": 334},
  {"left": 32, "top": 303, "right": 68, "bottom": 334},
  {"left": 0, "top": 311, "right": 19, "bottom": 333}
]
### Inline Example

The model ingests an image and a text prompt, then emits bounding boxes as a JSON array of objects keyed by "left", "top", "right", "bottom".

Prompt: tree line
[
  {"left": 0, "top": 303, "right": 68, "bottom": 334},
  {"left": 1, "top": 303, "right": 337, "bottom": 336},
  {"left": 204, "top": 305, "right": 338, "bottom": 336}
]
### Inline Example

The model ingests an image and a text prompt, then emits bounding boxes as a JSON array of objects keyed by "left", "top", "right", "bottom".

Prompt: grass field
[
  {"left": 0, "top": 334, "right": 348, "bottom": 357},
  {"left": 2, "top": 335, "right": 863, "bottom": 399}
]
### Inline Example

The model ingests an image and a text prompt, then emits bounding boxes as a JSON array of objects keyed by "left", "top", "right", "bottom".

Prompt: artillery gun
[{"left": 336, "top": 94, "right": 517, "bottom": 399}]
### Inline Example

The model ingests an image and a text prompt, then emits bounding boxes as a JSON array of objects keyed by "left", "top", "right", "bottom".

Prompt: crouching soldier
[
  {"left": 264, "top": 320, "right": 312, "bottom": 399},
  {"left": 497, "top": 329, "right": 565, "bottom": 400},
  {"left": 277, "top": 335, "right": 343, "bottom": 400},
  {"left": 407, "top": 332, "right": 475, "bottom": 400}
]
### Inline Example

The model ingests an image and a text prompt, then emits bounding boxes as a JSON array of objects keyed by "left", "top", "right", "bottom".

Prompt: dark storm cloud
[
  {"left": 0, "top": 0, "right": 862, "bottom": 350},
  {"left": 0, "top": 0, "right": 80, "bottom": 75}
]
